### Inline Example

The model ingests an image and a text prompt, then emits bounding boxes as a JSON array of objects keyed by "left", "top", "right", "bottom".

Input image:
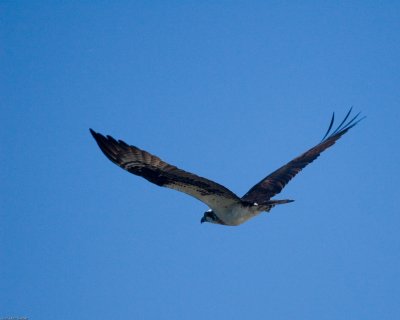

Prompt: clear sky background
[{"left": 1, "top": 2, "right": 399, "bottom": 319}]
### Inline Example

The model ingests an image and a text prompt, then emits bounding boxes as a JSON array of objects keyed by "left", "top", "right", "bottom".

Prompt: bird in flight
[{"left": 90, "top": 109, "right": 363, "bottom": 226}]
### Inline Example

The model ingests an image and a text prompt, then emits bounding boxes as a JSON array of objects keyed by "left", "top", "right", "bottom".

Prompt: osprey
[{"left": 90, "top": 109, "right": 363, "bottom": 226}]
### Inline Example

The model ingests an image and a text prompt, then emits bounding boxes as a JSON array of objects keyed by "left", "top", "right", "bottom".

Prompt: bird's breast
[{"left": 216, "top": 203, "right": 261, "bottom": 226}]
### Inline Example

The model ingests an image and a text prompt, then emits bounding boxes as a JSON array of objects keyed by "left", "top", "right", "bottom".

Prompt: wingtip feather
[{"left": 322, "top": 108, "right": 364, "bottom": 142}]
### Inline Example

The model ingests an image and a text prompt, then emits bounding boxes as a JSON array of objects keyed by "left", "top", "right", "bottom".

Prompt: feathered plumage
[{"left": 90, "top": 108, "right": 363, "bottom": 226}]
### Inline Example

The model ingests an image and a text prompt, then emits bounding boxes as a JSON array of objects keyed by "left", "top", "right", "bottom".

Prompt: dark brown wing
[
  {"left": 90, "top": 129, "right": 240, "bottom": 209},
  {"left": 241, "top": 109, "right": 364, "bottom": 204}
]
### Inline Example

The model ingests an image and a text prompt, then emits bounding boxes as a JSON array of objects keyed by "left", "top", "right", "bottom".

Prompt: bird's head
[{"left": 200, "top": 209, "right": 219, "bottom": 224}]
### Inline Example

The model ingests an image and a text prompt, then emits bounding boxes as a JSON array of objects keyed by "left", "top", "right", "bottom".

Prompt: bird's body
[
  {"left": 205, "top": 200, "right": 295, "bottom": 226},
  {"left": 90, "top": 109, "right": 363, "bottom": 226},
  {"left": 207, "top": 203, "right": 259, "bottom": 226},
  {"left": 221, "top": 204, "right": 254, "bottom": 226}
]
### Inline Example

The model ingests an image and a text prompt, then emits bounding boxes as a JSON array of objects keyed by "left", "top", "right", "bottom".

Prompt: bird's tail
[
  {"left": 267, "top": 199, "right": 294, "bottom": 205},
  {"left": 261, "top": 199, "right": 294, "bottom": 212}
]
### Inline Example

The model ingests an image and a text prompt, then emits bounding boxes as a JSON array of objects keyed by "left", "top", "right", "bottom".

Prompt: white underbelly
[{"left": 216, "top": 204, "right": 261, "bottom": 226}]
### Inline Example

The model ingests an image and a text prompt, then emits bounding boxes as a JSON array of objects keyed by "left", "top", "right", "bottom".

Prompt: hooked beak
[{"left": 200, "top": 217, "right": 206, "bottom": 224}]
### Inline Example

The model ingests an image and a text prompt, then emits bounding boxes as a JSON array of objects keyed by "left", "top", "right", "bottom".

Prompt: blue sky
[{"left": 1, "top": 1, "right": 399, "bottom": 319}]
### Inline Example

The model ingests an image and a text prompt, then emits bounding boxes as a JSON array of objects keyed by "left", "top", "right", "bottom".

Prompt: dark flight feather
[
  {"left": 241, "top": 109, "right": 364, "bottom": 204},
  {"left": 89, "top": 129, "right": 240, "bottom": 209}
]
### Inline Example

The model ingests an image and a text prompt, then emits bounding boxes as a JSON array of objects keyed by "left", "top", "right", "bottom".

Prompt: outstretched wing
[
  {"left": 90, "top": 129, "right": 240, "bottom": 209},
  {"left": 241, "top": 108, "right": 364, "bottom": 204}
]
